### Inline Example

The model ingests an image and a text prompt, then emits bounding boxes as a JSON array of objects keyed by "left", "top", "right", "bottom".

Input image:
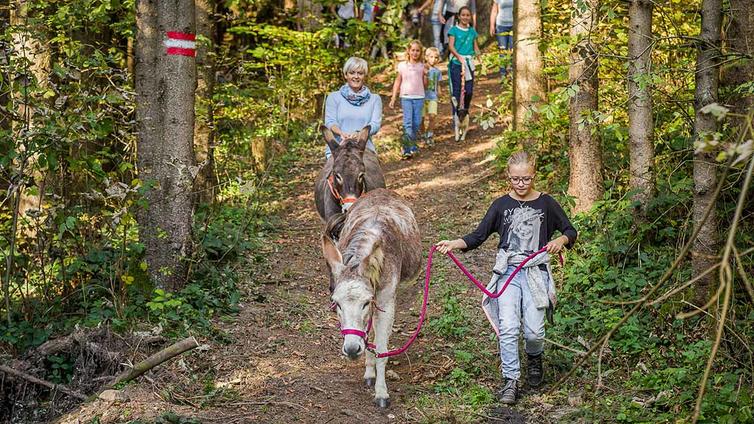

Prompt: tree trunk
[
  {"left": 512, "top": 0, "right": 545, "bottom": 141},
  {"left": 723, "top": 0, "right": 754, "bottom": 122},
  {"left": 567, "top": 0, "right": 603, "bottom": 213},
  {"left": 135, "top": 0, "right": 197, "bottom": 291},
  {"left": 691, "top": 0, "right": 722, "bottom": 303},
  {"left": 9, "top": 0, "right": 51, "bottom": 226},
  {"left": 627, "top": 0, "right": 655, "bottom": 211},
  {"left": 194, "top": 0, "right": 216, "bottom": 205}
]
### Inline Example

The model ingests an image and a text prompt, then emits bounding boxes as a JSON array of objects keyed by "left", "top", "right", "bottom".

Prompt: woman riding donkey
[
  {"left": 436, "top": 151, "right": 577, "bottom": 405},
  {"left": 317, "top": 57, "right": 386, "bottom": 221}
]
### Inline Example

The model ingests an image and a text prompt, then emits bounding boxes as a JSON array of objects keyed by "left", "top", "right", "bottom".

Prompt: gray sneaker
[{"left": 499, "top": 378, "right": 518, "bottom": 405}]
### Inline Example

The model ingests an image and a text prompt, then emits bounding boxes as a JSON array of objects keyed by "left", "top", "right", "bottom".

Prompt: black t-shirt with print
[{"left": 461, "top": 193, "right": 577, "bottom": 254}]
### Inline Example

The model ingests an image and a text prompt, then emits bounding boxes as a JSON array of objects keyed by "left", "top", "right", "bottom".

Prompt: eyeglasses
[{"left": 509, "top": 176, "right": 534, "bottom": 184}]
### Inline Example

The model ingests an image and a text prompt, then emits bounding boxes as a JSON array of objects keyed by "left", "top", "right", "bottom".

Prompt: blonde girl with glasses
[{"left": 435, "top": 151, "right": 577, "bottom": 405}]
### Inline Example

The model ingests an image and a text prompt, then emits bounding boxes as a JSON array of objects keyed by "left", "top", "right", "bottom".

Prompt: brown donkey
[
  {"left": 314, "top": 126, "right": 386, "bottom": 221},
  {"left": 322, "top": 189, "right": 421, "bottom": 408}
]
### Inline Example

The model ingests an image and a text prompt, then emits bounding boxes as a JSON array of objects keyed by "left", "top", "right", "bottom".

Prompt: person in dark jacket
[{"left": 435, "top": 151, "right": 577, "bottom": 405}]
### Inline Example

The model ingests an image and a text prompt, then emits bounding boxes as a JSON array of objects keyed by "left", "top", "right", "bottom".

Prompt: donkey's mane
[{"left": 341, "top": 222, "right": 381, "bottom": 270}]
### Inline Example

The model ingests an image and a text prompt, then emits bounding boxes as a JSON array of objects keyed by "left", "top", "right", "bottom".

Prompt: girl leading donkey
[{"left": 436, "top": 151, "right": 577, "bottom": 405}]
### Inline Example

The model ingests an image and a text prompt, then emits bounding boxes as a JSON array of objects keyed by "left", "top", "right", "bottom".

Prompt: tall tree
[
  {"left": 512, "top": 0, "right": 545, "bottom": 141},
  {"left": 724, "top": 0, "right": 754, "bottom": 123},
  {"left": 567, "top": 0, "right": 603, "bottom": 213},
  {"left": 627, "top": 0, "right": 655, "bottom": 211},
  {"left": 195, "top": 0, "right": 216, "bottom": 205},
  {"left": 691, "top": 0, "right": 722, "bottom": 302},
  {"left": 135, "top": 0, "right": 197, "bottom": 291}
]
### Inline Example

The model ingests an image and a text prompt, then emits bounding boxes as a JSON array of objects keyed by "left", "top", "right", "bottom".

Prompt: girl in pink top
[{"left": 390, "top": 40, "right": 429, "bottom": 158}]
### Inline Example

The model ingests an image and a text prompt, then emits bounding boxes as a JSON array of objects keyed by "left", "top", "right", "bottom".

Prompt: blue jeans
[
  {"left": 448, "top": 61, "right": 473, "bottom": 117},
  {"left": 400, "top": 98, "right": 424, "bottom": 149},
  {"left": 496, "top": 265, "right": 547, "bottom": 381},
  {"left": 431, "top": 20, "right": 444, "bottom": 56},
  {"left": 496, "top": 24, "right": 513, "bottom": 76}
]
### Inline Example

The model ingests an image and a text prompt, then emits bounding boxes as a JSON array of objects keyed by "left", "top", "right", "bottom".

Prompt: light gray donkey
[
  {"left": 314, "top": 126, "right": 386, "bottom": 221},
  {"left": 322, "top": 189, "right": 421, "bottom": 408}
]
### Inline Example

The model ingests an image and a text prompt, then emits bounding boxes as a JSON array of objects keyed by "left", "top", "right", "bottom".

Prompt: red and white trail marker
[{"left": 164, "top": 32, "right": 196, "bottom": 57}]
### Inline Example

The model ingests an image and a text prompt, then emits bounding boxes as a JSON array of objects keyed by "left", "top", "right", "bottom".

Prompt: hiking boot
[
  {"left": 527, "top": 353, "right": 543, "bottom": 387},
  {"left": 498, "top": 378, "right": 518, "bottom": 405}
]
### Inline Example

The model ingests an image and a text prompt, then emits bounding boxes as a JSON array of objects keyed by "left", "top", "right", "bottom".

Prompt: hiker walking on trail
[
  {"left": 435, "top": 151, "right": 578, "bottom": 405},
  {"left": 390, "top": 40, "right": 428, "bottom": 159},
  {"left": 437, "top": 0, "right": 477, "bottom": 55},
  {"left": 422, "top": 47, "right": 443, "bottom": 146},
  {"left": 330, "top": 0, "right": 357, "bottom": 48},
  {"left": 490, "top": 0, "right": 514, "bottom": 78},
  {"left": 418, "top": 0, "right": 445, "bottom": 56},
  {"left": 447, "top": 6, "right": 479, "bottom": 142},
  {"left": 324, "top": 57, "right": 382, "bottom": 159}
]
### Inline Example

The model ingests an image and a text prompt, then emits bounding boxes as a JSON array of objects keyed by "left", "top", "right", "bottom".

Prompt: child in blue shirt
[{"left": 423, "top": 47, "right": 443, "bottom": 146}]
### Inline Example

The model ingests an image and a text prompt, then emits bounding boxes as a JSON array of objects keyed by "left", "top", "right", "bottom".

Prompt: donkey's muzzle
[{"left": 343, "top": 342, "right": 364, "bottom": 360}]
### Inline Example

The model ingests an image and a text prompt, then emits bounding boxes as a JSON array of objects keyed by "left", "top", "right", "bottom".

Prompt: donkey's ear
[
  {"left": 322, "top": 233, "right": 344, "bottom": 274},
  {"left": 361, "top": 240, "right": 384, "bottom": 290},
  {"left": 355, "top": 126, "right": 371, "bottom": 152},
  {"left": 321, "top": 125, "right": 339, "bottom": 154}
]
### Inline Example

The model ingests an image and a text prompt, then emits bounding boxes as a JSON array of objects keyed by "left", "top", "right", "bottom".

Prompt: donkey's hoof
[
  {"left": 365, "top": 378, "right": 375, "bottom": 388},
  {"left": 374, "top": 397, "right": 390, "bottom": 408}
]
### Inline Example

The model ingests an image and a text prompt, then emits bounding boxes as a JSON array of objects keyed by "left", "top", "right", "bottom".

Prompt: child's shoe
[{"left": 425, "top": 131, "right": 434, "bottom": 146}]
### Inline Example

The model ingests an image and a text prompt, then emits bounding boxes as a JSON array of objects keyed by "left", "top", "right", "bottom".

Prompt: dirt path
[{"left": 61, "top": 70, "right": 536, "bottom": 424}]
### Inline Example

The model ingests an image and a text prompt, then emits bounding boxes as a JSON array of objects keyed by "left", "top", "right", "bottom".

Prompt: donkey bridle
[
  {"left": 326, "top": 174, "right": 360, "bottom": 207},
  {"left": 332, "top": 300, "right": 384, "bottom": 352}
]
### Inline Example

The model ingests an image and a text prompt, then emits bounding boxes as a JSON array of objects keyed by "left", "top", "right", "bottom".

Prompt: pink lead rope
[{"left": 338, "top": 245, "right": 563, "bottom": 358}]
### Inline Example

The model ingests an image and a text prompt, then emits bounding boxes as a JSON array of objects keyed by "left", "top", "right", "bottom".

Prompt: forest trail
[{"left": 61, "top": 68, "right": 558, "bottom": 424}]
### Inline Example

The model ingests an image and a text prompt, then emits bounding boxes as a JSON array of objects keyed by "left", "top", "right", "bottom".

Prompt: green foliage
[{"left": 428, "top": 281, "right": 470, "bottom": 339}]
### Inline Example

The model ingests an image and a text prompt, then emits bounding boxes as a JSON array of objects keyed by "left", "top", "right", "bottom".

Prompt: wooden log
[
  {"left": 0, "top": 364, "right": 88, "bottom": 400},
  {"left": 107, "top": 336, "right": 199, "bottom": 388}
]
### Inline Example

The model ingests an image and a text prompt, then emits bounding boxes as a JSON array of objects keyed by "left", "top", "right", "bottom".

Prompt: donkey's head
[
  {"left": 322, "top": 229, "right": 383, "bottom": 360},
  {"left": 323, "top": 125, "right": 371, "bottom": 212}
]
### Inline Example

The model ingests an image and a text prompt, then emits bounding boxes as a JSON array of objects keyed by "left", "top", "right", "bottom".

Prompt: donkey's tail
[{"left": 325, "top": 212, "right": 347, "bottom": 242}]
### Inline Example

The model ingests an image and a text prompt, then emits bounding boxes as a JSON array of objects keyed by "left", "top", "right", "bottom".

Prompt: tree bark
[
  {"left": 723, "top": 0, "right": 754, "bottom": 121},
  {"left": 9, "top": 0, "right": 50, "bottom": 231},
  {"left": 194, "top": 0, "right": 216, "bottom": 205},
  {"left": 512, "top": 0, "right": 545, "bottom": 142},
  {"left": 627, "top": 0, "right": 655, "bottom": 211},
  {"left": 692, "top": 0, "right": 722, "bottom": 303},
  {"left": 136, "top": 0, "right": 197, "bottom": 291},
  {"left": 567, "top": 0, "right": 603, "bottom": 213}
]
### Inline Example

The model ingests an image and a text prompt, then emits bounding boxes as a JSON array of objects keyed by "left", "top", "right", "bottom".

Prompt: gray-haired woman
[{"left": 324, "top": 57, "right": 383, "bottom": 158}]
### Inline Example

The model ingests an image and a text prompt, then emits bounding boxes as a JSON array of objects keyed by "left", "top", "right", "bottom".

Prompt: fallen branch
[
  {"left": 0, "top": 364, "right": 88, "bottom": 400},
  {"left": 106, "top": 336, "right": 199, "bottom": 389}
]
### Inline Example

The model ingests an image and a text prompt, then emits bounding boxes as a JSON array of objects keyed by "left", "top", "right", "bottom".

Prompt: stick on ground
[
  {"left": 107, "top": 336, "right": 200, "bottom": 389},
  {"left": 0, "top": 364, "right": 88, "bottom": 400}
]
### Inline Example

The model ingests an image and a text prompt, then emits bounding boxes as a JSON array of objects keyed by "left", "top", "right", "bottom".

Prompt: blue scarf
[{"left": 339, "top": 84, "right": 371, "bottom": 107}]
